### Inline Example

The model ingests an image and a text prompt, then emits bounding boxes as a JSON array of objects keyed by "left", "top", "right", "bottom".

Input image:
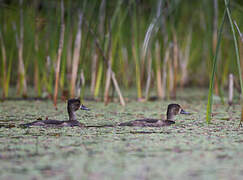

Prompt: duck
[
  {"left": 20, "top": 99, "right": 90, "bottom": 128},
  {"left": 118, "top": 104, "right": 190, "bottom": 127}
]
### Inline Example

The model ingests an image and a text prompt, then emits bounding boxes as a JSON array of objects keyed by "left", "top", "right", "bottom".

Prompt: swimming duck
[
  {"left": 119, "top": 104, "right": 189, "bottom": 127},
  {"left": 20, "top": 99, "right": 90, "bottom": 127}
]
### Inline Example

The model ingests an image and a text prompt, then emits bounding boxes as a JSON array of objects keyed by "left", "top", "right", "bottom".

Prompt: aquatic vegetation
[{"left": 0, "top": 89, "right": 243, "bottom": 179}]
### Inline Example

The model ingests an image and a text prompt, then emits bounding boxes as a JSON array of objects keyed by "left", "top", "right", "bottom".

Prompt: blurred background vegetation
[{"left": 0, "top": 0, "right": 242, "bottom": 103}]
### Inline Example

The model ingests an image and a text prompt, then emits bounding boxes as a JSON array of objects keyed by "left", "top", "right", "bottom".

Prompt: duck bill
[
  {"left": 180, "top": 109, "right": 190, "bottom": 115},
  {"left": 80, "top": 104, "right": 90, "bottom": 111}
]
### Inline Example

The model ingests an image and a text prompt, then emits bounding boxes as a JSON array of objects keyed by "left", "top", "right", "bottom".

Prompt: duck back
[
  {"left": 119, "top": 119, "right": 175, "bottom": 127},
  {"left": 20, "top": 120, "right": 84, "bottom": 128}
]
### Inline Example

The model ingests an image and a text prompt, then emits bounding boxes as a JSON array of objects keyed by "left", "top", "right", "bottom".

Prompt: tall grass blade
[
  {"left": 224, "top": 0, "right": 243, "bottom": 127},
  {"left": 132, "top": 2, "right": 142, "bottom": 100},
  {"left": 224, "top": 0, "right": 243, "bottom": 96},
  {"left": 206, "top": 9, "right": 226, "bottom": 123},
  {"left": 234, "top": 21, "right": 243, "bottom": 43}
]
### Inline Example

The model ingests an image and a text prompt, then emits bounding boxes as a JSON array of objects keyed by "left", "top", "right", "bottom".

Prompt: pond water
[{"left": 0, "top": 88, "right": 243, "bottom": 179}]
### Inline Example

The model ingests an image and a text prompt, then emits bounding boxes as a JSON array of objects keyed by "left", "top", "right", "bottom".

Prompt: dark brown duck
[
  {"left": 119, "top": 104, "right": 190, "bottom": 127},
  {"left": 20, "top": 99, "right": 90, "bottom": 128}
]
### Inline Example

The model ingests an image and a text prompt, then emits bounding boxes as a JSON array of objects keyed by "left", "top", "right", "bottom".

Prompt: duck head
[
  {"left": 67, "top": 99, "right": 90, "bottom": 121},
  {"left": 166, "top": 104, "right": 190, "bottom": 121}
]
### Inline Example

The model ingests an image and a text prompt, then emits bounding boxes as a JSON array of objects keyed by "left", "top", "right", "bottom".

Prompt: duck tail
[
  {"left": 19, "top": 120, "right": 40, "bottom": 128},
  {"left": 19, "top": 122, "right": 33, "bottom": 128}
]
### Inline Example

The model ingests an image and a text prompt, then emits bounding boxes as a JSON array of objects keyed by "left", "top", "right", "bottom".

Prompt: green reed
[
  {"left": 0, "top": 0, "right": 242, "bottom": 107},
  {"left": 206, "top": 9, "right": 226, "bottom": 124}
]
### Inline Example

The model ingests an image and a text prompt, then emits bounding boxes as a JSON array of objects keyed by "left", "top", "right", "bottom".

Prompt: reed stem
[
  {"left": 206, "top": 9, "right": 226, "bottom": 123},
  {"left": 53, "top": 0, "right": 65, "bottom": 106}
]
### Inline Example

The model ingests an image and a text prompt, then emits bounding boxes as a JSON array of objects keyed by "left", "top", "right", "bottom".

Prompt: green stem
[
  {"left": 94, "top": 61, "right": 103, "bottom": 98},
  {"left": 206, "top": 9, "right": 226, "bottom": 124}
]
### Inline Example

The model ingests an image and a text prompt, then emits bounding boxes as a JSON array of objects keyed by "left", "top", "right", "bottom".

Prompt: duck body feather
[
  {"left": 21, "top": 119, "right": 84, "bottom": 128},
  {"left": 119, "top": 118, "right": 175, "bottom": 127}
]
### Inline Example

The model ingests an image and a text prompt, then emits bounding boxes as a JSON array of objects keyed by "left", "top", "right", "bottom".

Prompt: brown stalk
[
  {"left": 162, "top": 45, "right": 171, "bottom": 99},
  {"left": 155, "top": 41, "right": 162, "bottom": 98},
  {"left": 70, "top": 12, "right": 83, "bottom": 98},
  {"left": 83, "top": 18, "right": 125, "bottom": 106},
  {"left": 213, "top": 0, "right": 219, "bottom": 95},
  {"left": 145, "top": 50, "right": 152, "bottom": 100},
  {"left": 111, "top": 71, "right": 125, "bottom": 106},
  {"left": 17, "top": 0, "right": 27, "bottom": 97},
  {"left": 104, "top": 44, "right": 112, "bottom": 104},
  {"left": 104, "top": 62, "right": 112, "bottom": 105},
  {"left": 104, "top": 24, "right": 113, "bottom": 105},
  {"left": 168, "top": 55, "right": 174, "bottom": 98},
  {"left": 53, "top": 0, "right": 65, "bottom": 106},
  {"left": 171, "top": 32, "right": 178, "bottom": 99},
  {"left": 66, "top": 32, "right": 73, "bottom": 82},
  {"left": 228, "top": 73, "right": 233, "bottom": 106},
  {"left": 122, "top": 47, "right": 129, "bottom": 87}
]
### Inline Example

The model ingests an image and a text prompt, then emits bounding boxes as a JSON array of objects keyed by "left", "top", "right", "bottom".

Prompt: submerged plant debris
[{"left": 0, "top": 89, "right": 243, "bottom": 179}]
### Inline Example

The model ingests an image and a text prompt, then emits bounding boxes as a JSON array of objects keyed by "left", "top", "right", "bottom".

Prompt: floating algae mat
[{"left": 0, "top": 89, "right": 243, "bottom": 179}]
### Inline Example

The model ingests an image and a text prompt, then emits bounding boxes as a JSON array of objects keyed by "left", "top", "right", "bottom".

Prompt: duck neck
[
  {"left": 166, "top": 113, "right": 174, "bottom": 121},
  {"left": 68, "top": 107, "right": 76, "bottom": 121}
]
